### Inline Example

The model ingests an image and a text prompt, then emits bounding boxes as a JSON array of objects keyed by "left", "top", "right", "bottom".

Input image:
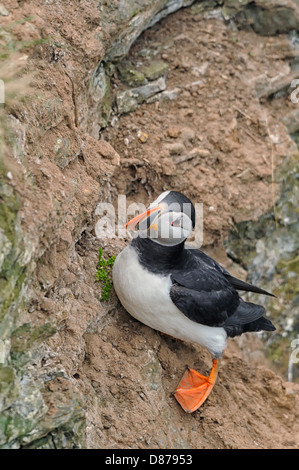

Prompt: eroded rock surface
[{"left": 1, "top": 0, "right": 299, "bottom": 449}]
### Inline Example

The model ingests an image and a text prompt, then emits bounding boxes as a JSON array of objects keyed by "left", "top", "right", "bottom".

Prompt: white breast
[{"left": 112, "top": 245, "right": 227, "bottom": 358}]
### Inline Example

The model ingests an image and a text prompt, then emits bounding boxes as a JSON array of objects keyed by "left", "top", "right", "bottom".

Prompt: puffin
[{"left": 112, "top": 190, "right": 276, "bottom": 413}]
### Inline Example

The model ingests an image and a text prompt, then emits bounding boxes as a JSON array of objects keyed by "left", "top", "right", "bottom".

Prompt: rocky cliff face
[{"left": 0, "top": 0, "right": 299, "bottom": 448}]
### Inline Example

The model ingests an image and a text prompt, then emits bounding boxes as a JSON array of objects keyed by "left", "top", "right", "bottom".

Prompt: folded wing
[{"left": 169, "top": 248, "right": 275, "bottom": 337}]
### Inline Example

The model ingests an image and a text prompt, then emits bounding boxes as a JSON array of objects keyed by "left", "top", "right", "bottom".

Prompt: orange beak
[{"left": 125, "top": 206, "right": 161, "bottom": 231}]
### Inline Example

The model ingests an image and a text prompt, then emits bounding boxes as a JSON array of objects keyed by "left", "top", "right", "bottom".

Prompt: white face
[{"left": 138, "top": 210, "right": 193, "bottom": 246}]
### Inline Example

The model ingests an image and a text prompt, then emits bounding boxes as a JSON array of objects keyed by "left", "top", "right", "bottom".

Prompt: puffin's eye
[{"left": 171, "top": 218, "right": 182, "bottom": 227}]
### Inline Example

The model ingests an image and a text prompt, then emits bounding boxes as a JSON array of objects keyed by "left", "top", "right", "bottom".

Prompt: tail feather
[
  {"left": 223, "top": 299, "right": 276, "bottom": 338},
  {"left": 224, "top": 274, "right": 276, "bottom": 298},
  {"left": 224, "top": 315, "right": 276, "bottom": 338}
]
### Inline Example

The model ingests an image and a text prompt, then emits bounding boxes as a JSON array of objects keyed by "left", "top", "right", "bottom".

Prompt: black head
[
  {"left": 126, "top": 190, "right": 196, "bottom": 246},
  {"left": 153, "top": 191, "right": 196, "bottom": 229}
]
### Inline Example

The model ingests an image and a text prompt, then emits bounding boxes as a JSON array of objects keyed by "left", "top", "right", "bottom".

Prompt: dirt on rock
[
  {"left": 2, "top": 1, "right": 299, "bottom": 449},
  {"left": 104, "top": 10, "right": 296, "bottom": 245}
]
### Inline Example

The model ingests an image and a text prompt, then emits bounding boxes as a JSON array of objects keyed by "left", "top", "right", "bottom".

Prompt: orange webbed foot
[{"left": 174, "top": 359, "right": 219, "bottom": 413}]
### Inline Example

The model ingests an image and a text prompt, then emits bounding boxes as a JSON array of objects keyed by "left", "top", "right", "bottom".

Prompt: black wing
[
  {"left": 170, "top": 282, "right": 238, "bottom": 326},
  {"left": 169, "top": 248, "right": 275, "bottom": 336},
  {"left": 190, "top": 248, "right": 275, "bottom": 297}
]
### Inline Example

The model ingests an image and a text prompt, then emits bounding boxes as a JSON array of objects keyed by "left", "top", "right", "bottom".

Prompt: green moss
[
  {"left": 0, "top": 168, "right": 28, "bottom": 335},
  {"left": 116, "top": 60, "right": 146, "bottom": 87},
  {"left": 22, "top": 434, "right": 56, "bottom": 449},
  {"left": 141, "top": 60, "right": 168, "bottom": 81},
  {"left": 0, "top": 266, "right": 26, "bottom": 332},
  {"left": 0, "top": 180, "right": 20, "bottom": 244},
  {"left": 95, "top": 248, "right": 115, "bottom": 302},
  {"left": 10, "top": 322, "right": 57, "bottom": 353},
  {"left": 130, "top": 8, "right": 139, "bottom": 19},
  {"left": 264, "top": 334, "right": 293, "bottom": 379},
  {"left": 23, "top": 406, "right": 86, "bottom": 449},
  {"left": 0, "top": 412, "right": 34, "bottom": 446},
  {"left": 190, "top": 1, "right": 218, "bottom": 15},
  {"left": 0, "top": 366, "right": 19, "bottom": 413},
  {"left": 0, "top": 379, "right": 86, "bottom": 448}
]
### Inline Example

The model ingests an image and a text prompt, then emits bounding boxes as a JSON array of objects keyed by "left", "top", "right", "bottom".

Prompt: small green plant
[
  {"left": 130, "top": 8, "right": 139, "bottom": 19},
  {"left": 95, "top": 247, "right": 115, "bottom": 301}
]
